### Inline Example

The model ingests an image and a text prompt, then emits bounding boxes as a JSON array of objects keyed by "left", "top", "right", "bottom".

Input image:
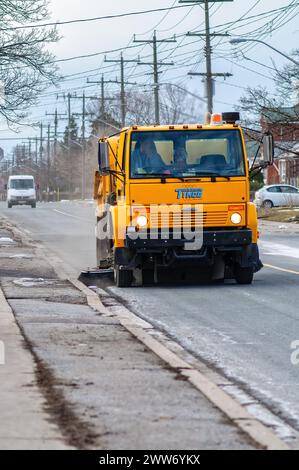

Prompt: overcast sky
[{"left": 1, "top": 0, "right": 299, "bottom": 156}]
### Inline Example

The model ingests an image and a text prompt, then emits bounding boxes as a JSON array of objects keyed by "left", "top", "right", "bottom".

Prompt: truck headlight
[
  {"left": 231, "top": 213, "right": 242, "bottom": 224},
  {"left": 136, "top": 215, "right": 148, "bottom": 227}
]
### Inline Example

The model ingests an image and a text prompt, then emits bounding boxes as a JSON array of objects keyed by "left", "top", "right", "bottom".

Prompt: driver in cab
[{"left": 132, "top": 137, "right": 165, "bottom": 175}]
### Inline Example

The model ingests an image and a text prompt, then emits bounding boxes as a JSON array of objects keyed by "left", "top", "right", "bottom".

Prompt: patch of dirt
[
  {"left": 17, "top": 323, "right": 101, "bottom": 450},
  {"left": 35, "top": 360, "right": 100, "bottom": 449},
  {"left": 258, "top": 208, "right": 299, "bottom": 223}
]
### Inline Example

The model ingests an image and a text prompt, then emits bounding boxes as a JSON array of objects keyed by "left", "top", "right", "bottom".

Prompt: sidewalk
[
  {"left": 0, "top": 218, "right": 255, "bottom": 450},
  {"left": 0, "top": 228, "right": 69, "bottom": 449}
]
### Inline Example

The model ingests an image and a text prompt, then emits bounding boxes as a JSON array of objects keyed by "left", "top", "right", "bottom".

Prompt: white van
[{"left": 7, "top": 175, "right": 36, "bottom": 208}]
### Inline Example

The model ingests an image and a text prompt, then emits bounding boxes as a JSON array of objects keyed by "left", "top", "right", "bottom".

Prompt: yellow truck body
[{"left": 94, "top": 114, "right": 272, "bottom": 287}]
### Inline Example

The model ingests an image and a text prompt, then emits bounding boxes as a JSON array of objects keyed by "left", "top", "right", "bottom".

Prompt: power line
[
  {"left": 0, "top": 4, "right": 191, "bottom": 31},
  {"left": 86, "top": 75, "right": 117, "bottom": 116},
  {"left": 180, "top": 0, "right": 234, "bottom": 113},
  {"left": 140, "top": 0, "right": 177, "bottom": 36},
  {"left": 134, "top": 31, "right": 176, "bottom": 124},
  {"left": 104, "top": 54, "right": 139, "bottom": 126},
  {"left": 8, "top": 3, "right": 297, "bottom": 71},
  {"left": 4, "top": 0, "right": 298, "bottom": 140},
  {"left": 157, "top": 3, "right": 197, "bottom": 33},
  {"left": 216, "top": 56, "right": 274, "bottom": 80}
]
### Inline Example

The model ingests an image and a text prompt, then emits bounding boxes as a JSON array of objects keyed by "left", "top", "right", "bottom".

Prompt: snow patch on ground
[
  {"left": 9, "top": 254, "right": 33, "bottom": 259},
  {"left": 13, "top": 278, "right": 57, "bottom": 287},
  {"left": 260, "top": 241, "right": 299, "bottom": 259},
  {"left": 0, "top": 237, "right": 14, "bottom": 245},
  {"left": 221, "top": 384, "right": 297, "bottom": 442}
]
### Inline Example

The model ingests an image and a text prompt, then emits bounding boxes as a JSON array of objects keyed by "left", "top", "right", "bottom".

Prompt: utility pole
[
  {"left": 68, "top": 93, "right": 97, "bottom": 199},
  {"left": 53, "top": 93, "right": 98, "bottom": 199},
  {"left": 39, "top": 123, "right": 43, "bottom": 164},
  {"left": 39, "top": 123, "right": 44, "bottom": 196},
  {"left": 104, "top": 53, "right": 138, "bottom": 127},
  {"left": 45, "top": 109, "right": 67, "bottom": 194},
  {"left": 179, "top": 0, "right": 233, "bottom": 114},
  {"left": 28, "top": 138, "right": 32, "bottom": 161},
  {"left": 134, "top": 31, "right": 176, "bottom": 125},
  {"left": 87, "top": 74, "right": 117, "bottom": 117},
  {"left": 27, "top": 138, "right": 32, "bottom": 174},
  {"left": 35, "top": 137, "right": 38, "bottom": 166},
  {"left": 47, "top": 124, "right": 51, "bottom": 197},
  {"left": 67, "top": 93, "right": 72, "bottom": 198},
  {"left": 82, "top": 91, "right": 86, "bottom": 200},
  {"left": 45, "top": 109, "right": 67, "bottom": 158}
]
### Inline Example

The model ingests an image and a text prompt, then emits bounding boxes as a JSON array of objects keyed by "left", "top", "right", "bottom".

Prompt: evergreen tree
[{"left": 63, "top": 115, "right": 79, "bottom": 149}]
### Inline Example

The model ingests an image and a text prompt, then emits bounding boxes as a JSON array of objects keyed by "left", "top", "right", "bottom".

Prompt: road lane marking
[
  {"left": 264, "top": 263, "right": 299, "bottom": 276},
  {"left": 52, "top": 209, "right": 94, "bottom": 223}
]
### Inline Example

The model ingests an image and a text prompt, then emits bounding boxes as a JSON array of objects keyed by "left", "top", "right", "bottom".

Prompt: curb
[
  {"left": 70, "top": 277, "right": 289, "bottom": 450},
  {"left": 1, "top": 215, "right": 292, "bottom": 450}
]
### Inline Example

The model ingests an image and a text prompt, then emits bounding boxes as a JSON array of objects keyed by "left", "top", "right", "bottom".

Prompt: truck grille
[{"left": 149, "top": 210, "right": 228, "bottom": 228}]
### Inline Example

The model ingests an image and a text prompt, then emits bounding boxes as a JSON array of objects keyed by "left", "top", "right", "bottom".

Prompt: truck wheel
[
  {"left": 114, "top": 266, "right": 133, "bottom": 288},
  {"left": 234, "top": 266, "right": 254, "bottom": 285},
  {"left": 7, "top": 202, "right": 12, "bottom": 209},
  {"left": 31, "top": 203, "right": 36, "bottom": 208}
]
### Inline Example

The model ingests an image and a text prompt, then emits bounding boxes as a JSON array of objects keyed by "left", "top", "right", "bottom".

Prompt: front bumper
[
  {"left": 9, "top": 198, "right": 35, "bottom": 205},
  {"left": 126, "top": 229, "right": 252, "bottom": 250}
]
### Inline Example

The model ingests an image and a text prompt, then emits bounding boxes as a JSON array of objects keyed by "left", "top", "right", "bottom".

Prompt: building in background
[{"left": 261, "top": 104, "right": 299, "bottom": 186}]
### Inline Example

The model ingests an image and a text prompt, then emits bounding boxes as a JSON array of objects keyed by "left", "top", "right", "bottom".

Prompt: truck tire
[
  {"left": 114, "top": 266, "right": 133, "bottom": 288},
  {"left": 234, "top": 266, "right": 254, "bottom": 285},
  {"left": 7, "top": 202, "right": 12, "bottom": 209},
  {"left": 31, "top": 202, "right": 36, "bottom": 208}
]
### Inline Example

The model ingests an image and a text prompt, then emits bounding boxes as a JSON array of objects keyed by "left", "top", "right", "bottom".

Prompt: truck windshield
[
  {"left": 10, "top": 179, "right": 34, "bottom": 189},
  {"left": 130, "top": 130, "right": 245, "bottom": 179}
]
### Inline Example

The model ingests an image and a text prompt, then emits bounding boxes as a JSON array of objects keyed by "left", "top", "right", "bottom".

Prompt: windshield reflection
[{"left": 130, "top": 130, "right": 245, "bottom": 178}]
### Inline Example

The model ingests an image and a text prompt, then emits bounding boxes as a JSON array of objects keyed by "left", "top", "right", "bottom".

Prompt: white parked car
[
  {"left": 6, "top": 175, "right": 37, "bottom": 208},
  {"left": 254, "top": 184, "right": 299, "bottom": 209}
]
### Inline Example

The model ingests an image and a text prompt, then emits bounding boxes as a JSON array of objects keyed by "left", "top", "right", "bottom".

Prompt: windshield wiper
[
  {"left": 146, "top": 173, "right": 186, "bottom": 182},
  {"left": 194, "top": 171, "right": 231, "bottom": 181}
]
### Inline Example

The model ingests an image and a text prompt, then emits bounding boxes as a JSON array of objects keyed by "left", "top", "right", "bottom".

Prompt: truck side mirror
[
  {"left": 262, "top": 133, "right": 274, "bottom": 165},
  {"left": 98, "top": 141, "right": 110, "bottom": 175},
  {"left": 4, "top": 184, "right": 7, "bottom": 190}
]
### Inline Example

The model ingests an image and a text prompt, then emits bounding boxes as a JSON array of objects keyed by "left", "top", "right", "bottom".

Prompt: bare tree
[
  {"left": 91, "top": 85, "right": 200, "bottom": 127},
  {"left": 0, "top": 0, "right": 59, "bottom": 125},
  {"left": 124, "top": 89, "right": 155, "bottom": 125},
  {"left": 239, "top": 51, "right": 299, "bottom": 157},
  {"left": 160, "top": 84, "right": 198, "bottom": 124}
]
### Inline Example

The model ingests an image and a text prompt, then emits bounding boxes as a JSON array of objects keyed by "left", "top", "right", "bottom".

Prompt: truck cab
[{"left": 94, "top": 113, "right": 273, "bottom": 287}]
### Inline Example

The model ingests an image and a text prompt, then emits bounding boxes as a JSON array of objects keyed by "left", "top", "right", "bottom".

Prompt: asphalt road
[
  {"left": 1, "top": 201, "right": 299, "bottom": 434},
  {"left": 0, "top": 201, "right": 96, "bottom": 273}
]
